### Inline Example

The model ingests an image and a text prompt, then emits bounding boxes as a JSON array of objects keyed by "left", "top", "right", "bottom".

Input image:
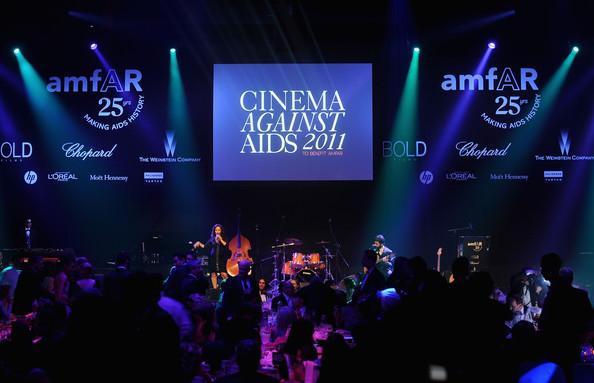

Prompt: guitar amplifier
[{"left": 457, "top": 236, "right": 491, "bottom": 272}]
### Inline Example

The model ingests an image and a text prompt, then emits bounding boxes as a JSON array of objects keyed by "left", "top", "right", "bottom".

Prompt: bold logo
[
  {"left": 164, "top": 131, "right": 176, "bottom": 157},
  {"left": 1, "top": 142, "right": 32, "bottom": 162},
  {"left": 62, "top": 142, "right": 117, "bottom": 160},
  {"left": 544, "top": 170, "right": 563, "bottom": 182},
  {"left": 46, "top": 69, "right": 144, "bottom": 132},
  {"left": 534, "top": 131, "right": 594, "bottom": 161},
  {"left": 48, "top": 172, "right": 78, "bottom": 182},
  {"left": 445, "top": 171, "right": 477, "bottom": 181},
  {"left": 138, "top": 132, "right": 201, "bottom": 164},
  {"left": 90, "top": 174, "right": 128, "bottom": 182},
  {"left": 419, "top": 170, "right": 434, "bottom": 184},
  {"left": 382, "top": 140, "right": 427, "bottom": 159},
  {"left": 490, "top": 173, "right": 529, "bottom": 182},
  {"left": 144, "top": 172, "right": 164, "bottom": 183},
  {"left": 441, "top": 66, "right": 541, "bottom": 130},
  {"left": 24, "top": 171, "right": 38, "bottom": 184},
  {"left": 559, "top": 131, "right": 571, "bottom": 155},
  {"left": 456, "top": 141, "right": 511, "bottom": 159}
]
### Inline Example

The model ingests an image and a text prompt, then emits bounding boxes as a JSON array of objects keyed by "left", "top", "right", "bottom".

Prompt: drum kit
[{"left": 269, "top": 238, "right": 336, "bottom": 293}]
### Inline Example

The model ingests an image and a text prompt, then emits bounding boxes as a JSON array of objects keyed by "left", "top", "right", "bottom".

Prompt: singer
[{"left": 194, "top": 224, "right": 229, "bottom": 289}]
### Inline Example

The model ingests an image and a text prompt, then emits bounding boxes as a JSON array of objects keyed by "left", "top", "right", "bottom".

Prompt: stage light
[
  {"left": 413, "top": 47, "right": 420, "bottom": 53},
  {"left": 170, "top": 48, "right": 176, "bottom": 54},
  {"left": 573, "top": 46, "right": 579, "bottom": 53},
  {"left": 488, "top": 42, "right": 496, "bottom": 49},
  {"left": 90, "top": 43, "right": 98, "bottom": 50},
  {"left": 13, "top": 48, "right": 20, "bottom": 55}
]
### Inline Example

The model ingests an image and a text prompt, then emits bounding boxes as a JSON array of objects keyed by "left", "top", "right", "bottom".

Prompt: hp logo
[
  {"left": 24, "top": 171, "right": 38, "bottom": 184},
  {"left": 419, "top": 170, "right": 434, "bottom": 185}
]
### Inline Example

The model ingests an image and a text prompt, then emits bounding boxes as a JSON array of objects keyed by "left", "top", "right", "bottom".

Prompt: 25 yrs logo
[
  {"left": 441, "top": 66, "right": 541, "bottom": 130},
  {"left": 46, "top": 69, "right": 145, "bottom": 132}
]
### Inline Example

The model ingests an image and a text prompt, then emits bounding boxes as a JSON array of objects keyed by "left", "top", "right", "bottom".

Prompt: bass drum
[{"left": 295, "top": 268, "right": 318, "bottom": 284}]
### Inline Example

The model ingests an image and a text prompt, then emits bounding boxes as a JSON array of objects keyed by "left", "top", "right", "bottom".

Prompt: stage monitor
[{"left": 213, "top": 63, "right": 373, "bottom": 181}]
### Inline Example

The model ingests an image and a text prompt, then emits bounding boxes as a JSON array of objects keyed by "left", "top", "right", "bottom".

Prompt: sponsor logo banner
[
  {"left": 544, "top": 170, "right": 563, "bottom": 182},
  {"left": 138, "top": 132, "right": 201, "bottom": 163},
  {"left": 144, "top": 172, "right": 164, "bottom": 183},
  {"left": 456, "top": 141, "right": 511, "bottom": 159},
  {"left": 490, "top": 173, "right": 529, "bottom": 182},
  {"left": 48, "top": 172, "right": 78, "bottom": 182},
  {"left": 89, "top": 174, "right": 128, "bottom": 182},
  {"left": 535, "top": 131, "right": 594, "bottom": 161},
  {"left": 1, "top": 142, "right": 33, "bottom": 162},
  {"left": 24, "top": 171, "right": 38, "bottom": 184},
  {"left": 445, "top": 171, "right": 477, "bottom": 181},
  {"left": 62, "top": 142, "right": 117, "bottom": 160},
  {"left": 382, "top": 140, "right": 427, "bottom": 160},
  {"left": 419, "top": 170, "right": 434, "bottom": 184}
]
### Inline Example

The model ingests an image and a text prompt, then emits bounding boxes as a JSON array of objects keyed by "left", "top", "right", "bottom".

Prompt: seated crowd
[{"left": 0, "top": 248, "right": 592, "bottom": 383}]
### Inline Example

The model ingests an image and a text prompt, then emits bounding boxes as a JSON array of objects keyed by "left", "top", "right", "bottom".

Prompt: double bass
[{"left": 226, "top": 212, "right": 253, "bottom": 276}]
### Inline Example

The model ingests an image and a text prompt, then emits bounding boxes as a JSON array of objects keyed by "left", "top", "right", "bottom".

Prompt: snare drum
[{"left": 296, "top": 268, "right": 318, "bottom": 284}]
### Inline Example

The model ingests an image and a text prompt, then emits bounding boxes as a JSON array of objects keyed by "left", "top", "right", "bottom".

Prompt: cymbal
[{"left": 284, "top": 237, "right": 303, "bottom": 246}]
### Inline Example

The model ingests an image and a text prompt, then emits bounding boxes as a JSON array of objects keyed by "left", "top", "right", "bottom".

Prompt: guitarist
[
  {"left": 194, "top": 224, "right": 229, "bottom": 289},
  {"left": 371, "top": 234, "right": 395, "bottom": 279}
]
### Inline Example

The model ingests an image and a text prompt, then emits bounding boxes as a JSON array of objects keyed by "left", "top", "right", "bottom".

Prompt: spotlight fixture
[
  {"left": 573, "top": 46, "right": 579, "bottom": 53},
  {"left": 413, "top": 47, "right": 420, "bottom": 53},
  {"left": 90, "top": 43, "right": 98, "bottom": 50},
  {"left": 488, "top": 42, "right": 496, "bottom": 49},
  {"left": 13, "top": 48, "right": 20, "bottom": 55},
  {"left": 170, "top": 48, "right": 176, "bottom": 54}
]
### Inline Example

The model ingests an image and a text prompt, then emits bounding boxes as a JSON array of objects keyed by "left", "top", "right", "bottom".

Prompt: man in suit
[
  {"left": 222, "top": 260, "right": 260, "bottom": 320},
  {"left": 180, "top": 259, "right": 209, "bottom": 298},
  {"left": 539, "top": 253, "right": 593, "bottom": 378},
  {"left": 271, "top": 281, "right": 295, "bottom": 312},
  {"left": 354, "top": 250, "right": 386, "bottom": 303}
]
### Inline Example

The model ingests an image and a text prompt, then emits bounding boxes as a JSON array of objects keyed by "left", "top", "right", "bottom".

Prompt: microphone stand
[
  {"left": 270, "top": 216, "right": 285, "bottom": 295},
  {"left": 328, "top": 219, "right": 349, "bottom": 282}
]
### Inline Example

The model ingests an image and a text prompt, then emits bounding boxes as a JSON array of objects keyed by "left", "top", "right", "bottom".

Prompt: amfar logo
[
  {"left": 46, "top": 69, "right": 145, "bottom": 132},
  {"left": 48, "top": 172, "right": 78, "bottom": 182},
  {"left": 544, "top": 170, "right": 563, "bottom": 182},
  {"left": 441, "top": 66, "right": 541, "bottom": 130},
  {"left": 1, "top": 142, "right": 32, "bottom": 162},
  {"left": 144, "top": 172, "right": 164, "bottom": 183},
  {"left": 419, "top": 170, "right": 434, "bottom": 184},
  {"left": 382, "top": 140, "right": 427, "bottom": 160},
  {"left": 62, "top": 142, "right": 117, "bottom": 160},
  {"left": 24, "top": 171, "right": 38, "bottom": 184},
  {"left": 446, "top": 171, "right": 477, "bottom": 181}
]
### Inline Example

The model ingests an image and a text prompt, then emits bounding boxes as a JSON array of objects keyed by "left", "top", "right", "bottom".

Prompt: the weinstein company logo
[
  {"left": 138, "top": 132, "right": 200, "bottom": 163},
  {"left": 164, "top": 131, "right": 176, "bottom": 157},
  {"left": 535, "top": 131, "right": 594, "bottom": 161},
  {"left": 559, "top": 131, "right": 570, "bottom": 155}
]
